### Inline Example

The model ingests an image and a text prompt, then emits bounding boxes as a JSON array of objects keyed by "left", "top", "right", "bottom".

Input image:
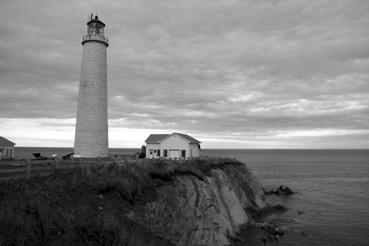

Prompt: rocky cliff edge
[{"left": 0, "top": 158, "right": 266, "bottom": 246}]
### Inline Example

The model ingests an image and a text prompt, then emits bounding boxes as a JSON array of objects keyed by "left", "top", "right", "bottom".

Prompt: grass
[{"left": 0, "top": 157, "right": 253, "bottom": 246}]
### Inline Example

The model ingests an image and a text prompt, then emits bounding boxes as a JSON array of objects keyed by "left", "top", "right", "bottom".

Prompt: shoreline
[{"left": 0, "top": 157, "right": 299, "bottom": 245}]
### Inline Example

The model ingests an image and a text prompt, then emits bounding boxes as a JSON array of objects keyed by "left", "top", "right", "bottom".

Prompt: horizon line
[{"left": 14, "top": 146, "right": 369, "bottom": 150}]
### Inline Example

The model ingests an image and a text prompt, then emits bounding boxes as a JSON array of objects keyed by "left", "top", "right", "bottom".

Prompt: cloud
[{"left": 0, "top": 0, "right": 369, "bottom": 148}]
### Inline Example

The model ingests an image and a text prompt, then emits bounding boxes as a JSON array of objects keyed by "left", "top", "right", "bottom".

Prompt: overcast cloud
[{"left": 0, "top": 0, "right": 369, "bottom": 148}]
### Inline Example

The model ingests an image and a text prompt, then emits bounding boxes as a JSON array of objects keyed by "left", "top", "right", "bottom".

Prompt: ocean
[
  {"left": 13, "top": 148, "right": 369, "bottom": 245},
  {"left": 203, "top": 149, "right": 369, "bottom": 246}
]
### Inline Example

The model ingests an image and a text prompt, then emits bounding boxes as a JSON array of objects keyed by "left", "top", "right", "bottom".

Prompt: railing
[{"left": 82, "top": 34, "right": 109, "bottom": 44}]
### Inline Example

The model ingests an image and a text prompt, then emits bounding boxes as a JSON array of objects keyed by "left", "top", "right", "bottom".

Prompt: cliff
[{"left": 0, "top": 158, "right": 267, "bottom": 246}]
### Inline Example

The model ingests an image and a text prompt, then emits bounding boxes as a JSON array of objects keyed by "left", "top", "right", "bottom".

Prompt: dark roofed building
[
  {"left": 0, "top": 136, "right": 15, "bottom": 160},
  {"left": 145, "top": 134, "right": 171, "bottom": 144},
  {"left": 145, "top": 132, "right": 201, "bottom": 159},
  {"left": 175, "top": 133, "right": 201, "bottom": 144}
]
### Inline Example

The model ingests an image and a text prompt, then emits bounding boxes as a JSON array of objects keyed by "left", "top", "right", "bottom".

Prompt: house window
[
  {"left": 157, "top": 149, "right": 160, "bottom": 157},
  {"left": 163, "top": 149, "right": 168, "bottom": 157},
  {"left": 149, "top": 149, "right": 153, "bottom": 155},
  {"left": 181, "top": 150, "right": 186, "bottom": 158}
]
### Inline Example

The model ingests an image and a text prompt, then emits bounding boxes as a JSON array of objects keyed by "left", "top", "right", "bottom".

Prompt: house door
[{"left": 169, "top": 149, "right": 180, "bottom": 159}]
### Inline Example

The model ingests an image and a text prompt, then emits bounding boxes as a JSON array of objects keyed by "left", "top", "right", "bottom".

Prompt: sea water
[
  {"left": 203, "top": 149, "right": 369, "bottom": 246},
  {"left": 14, "top": 148, "right": 369, "bottom": 245}
]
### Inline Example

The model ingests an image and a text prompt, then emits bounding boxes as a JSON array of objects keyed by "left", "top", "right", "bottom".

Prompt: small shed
[
  {"left": 145, "top": 132, "right": 201, "bottom": 159},
  {"left": 0, "top": 136, "right": 16, "bottom": 160}
]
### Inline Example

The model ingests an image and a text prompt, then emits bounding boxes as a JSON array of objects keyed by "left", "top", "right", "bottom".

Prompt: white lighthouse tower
[{"left": 74, "top": 15, "right": 109, "bottom": 158}]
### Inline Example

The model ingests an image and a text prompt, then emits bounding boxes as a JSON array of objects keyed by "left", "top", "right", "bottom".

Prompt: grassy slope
[{"left": 0, "top": 158, "right": 254, "bottom": 246}]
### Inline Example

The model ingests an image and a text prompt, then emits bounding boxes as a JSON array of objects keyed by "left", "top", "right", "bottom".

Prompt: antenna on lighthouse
[{"left": 87, "top": 13, "right": 92, "bottom": 22}]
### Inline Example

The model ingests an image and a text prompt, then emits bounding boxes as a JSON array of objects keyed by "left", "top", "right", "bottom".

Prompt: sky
[{"left": 0, "top": 0, "right": 369, "bottom": 148}]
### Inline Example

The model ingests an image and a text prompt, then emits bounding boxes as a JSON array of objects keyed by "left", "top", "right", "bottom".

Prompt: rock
[
  {"left": 273, "top": 204, "right": 288, "bottom": 212},
  {"left": 279, "top": 185, "right": 294, "bottom": 195},
  {"left": 264, "top": 185, "right": 294, "bottom": 196},
  {"left": 131, "top": 163, "right": 267, "bottom": 246}
]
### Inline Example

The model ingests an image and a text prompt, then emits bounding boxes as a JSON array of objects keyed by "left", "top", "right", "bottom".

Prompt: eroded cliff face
[
  {"left": 0, "top": 158, "right": 266, "bottom": 246},
  {"left": 130, "top": 161, "right": 266, "bottom": 246}
]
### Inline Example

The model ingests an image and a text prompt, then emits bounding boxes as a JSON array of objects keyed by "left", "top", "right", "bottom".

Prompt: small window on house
[
  {"left": 181, "top": 150, "right": 186, "bottom": 158},
  {"left": 154, "top": 149, "right": 157, "bottom": 153},
  {"left": 163, "top": 149, "right": 168, "bottom": 157},
  {"left": 150, "top": 149, "right": 153, "bottom": 155},
  {"left": 157, "top": 150, "right": 160, "bottom": 157}
]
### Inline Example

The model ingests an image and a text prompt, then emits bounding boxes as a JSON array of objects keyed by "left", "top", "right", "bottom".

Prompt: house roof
[
  {"left": 0, "top": 136, "right": 16, "bottom": 146},
  {"left": 145, "top": 132, "right": 201, "bottom": 144},
  {"left": 175, "top": 133, "right": 201, "bottom": 144},
  {"left": 145, "top": 134, "right": 170, "bottom": 144}
]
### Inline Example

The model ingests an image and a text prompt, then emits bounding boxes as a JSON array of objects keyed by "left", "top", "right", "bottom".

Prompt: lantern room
[
  {"left": 82, "top": 14, "right": 108, "bottom": 47},
  {"left": 87, "top": 15, "right": 105, "bottom": 36}
]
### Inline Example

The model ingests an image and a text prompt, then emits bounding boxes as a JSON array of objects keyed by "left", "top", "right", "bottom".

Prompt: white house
[
  {"left": 0, "top": 136, "right": 15, "bottom": 160},
  {"left": 145, "top": 132, "right": 201, "bottom": 159}
]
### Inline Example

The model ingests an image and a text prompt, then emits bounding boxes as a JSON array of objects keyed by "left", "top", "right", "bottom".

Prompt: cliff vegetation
[{"left": 0, "top": 158, "right": 267, "bottom": 246}]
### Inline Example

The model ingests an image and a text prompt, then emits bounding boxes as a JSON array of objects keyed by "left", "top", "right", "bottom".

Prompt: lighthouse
[{"left": 74, "top": 15, "right": 109, "bottom": 158}]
